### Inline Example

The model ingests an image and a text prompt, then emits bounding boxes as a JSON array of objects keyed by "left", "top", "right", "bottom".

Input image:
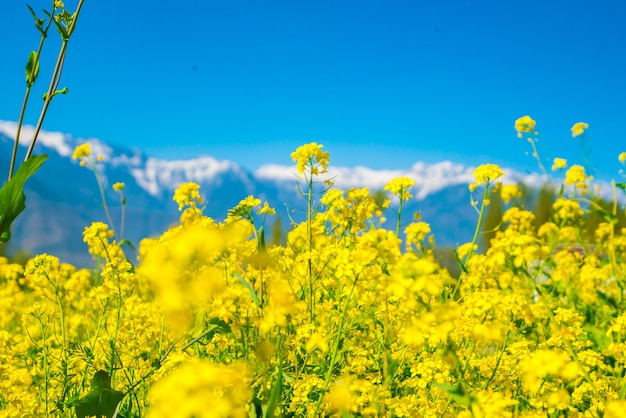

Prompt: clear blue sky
[{"left": 2, "top": 0, "right": 625, "bottom": 180}]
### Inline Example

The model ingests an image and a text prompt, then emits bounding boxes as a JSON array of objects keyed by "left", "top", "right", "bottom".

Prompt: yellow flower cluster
[
  {"left": 72, "top": 142, "right": 91, "bottom": 159},
  {"left": 384, "top": 176, "right": 416, "bottom": 202},
  {"left": 291, "top": 142, "right": 330, "bottom": 175},
  {"left": 2, "top": 129, "right": 626, "bottom": 418},
  {"left": 514, "top": 115, "right": 536, "bottom": 136},
  {"left": 571, "top": 121, "right": 589, "bottom": 137},
  {"left": 551, "top": 157, "right": 567, "bottom": 171},
  {"left": 471, "top": 163, "right": 504, "bottom": 188}
]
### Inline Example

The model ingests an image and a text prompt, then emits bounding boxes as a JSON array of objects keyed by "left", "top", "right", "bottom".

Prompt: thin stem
[
  {"left": 9, "top": 7, "right": 56, "bottom": 179},
  {"left": 24, "top": 0, "right": 86, "bottom": 162},
  {"left": 452, "top": 183, "right": 491, "bottom": 297},
  {"left": 312, "top": 273, "right": 359, "bottom": 417}
]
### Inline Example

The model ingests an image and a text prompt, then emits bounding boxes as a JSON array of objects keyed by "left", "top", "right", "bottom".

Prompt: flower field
[{"left": 1, "top": 120, "right": 626, "bottom": 417}]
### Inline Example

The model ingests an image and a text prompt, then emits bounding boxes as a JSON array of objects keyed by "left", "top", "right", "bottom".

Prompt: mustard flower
[
  {"left": 256, "top": 201, "right": 276, "bottom": 215},
  {"left": 472, "top": 163, "right": 504, "bottom": 185},
  {"left": 173, "top": 182, "right": 204, "bottom": 211},
  {"left": 571, "top": 121, "right": 589, "bottom": 137},
  {"left": 112, "top": 182, "right": 125, "bottom": 192},
  {"left": 239, "top": 195, "right": 262, "bottom": 208},
  {"left": 564, "top": 165, "right": 587, "bottom": 185},
  {"left": 55, "top": 0, "right": 64, "bottom": 8},
  {"left": 146, "top": 360, "right": 252, "bottom": 418},
  {"left": 384, "top": 176, "right": 416, "bottom": 201},
  {"left": 404, "top": 221, "right": 431, "bottom": 247},
  {"left": 514, "top": 115, "right": 536, "bottom": 135},
  {"left": 500, "top": 184, "right": 522, "bottom": 204},
  {"left": 619, "top": 152, "right": 626, "bottom": 164},
  {"left": 551, "top": 157, "right": 567, "bottom": 171},
  {"left": 72, "top": 143, "right": 91, "bottom": 159},
  {"left": 83, "top": 221, "right": 115, "bottom": 258},
  {"left": 290, "top": 142, "right": 330, "bottom": 175}
]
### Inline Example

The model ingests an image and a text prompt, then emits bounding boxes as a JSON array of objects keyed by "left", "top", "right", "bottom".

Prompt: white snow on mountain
[
  {"left": 131, "top": 156, "right": 251, "bottom": 196},
  {"left": 0, "top": 120, "right": 559, "bottom": 200},
  {"left": 256, "top": 160, "right": 547, "bottom": 200}
]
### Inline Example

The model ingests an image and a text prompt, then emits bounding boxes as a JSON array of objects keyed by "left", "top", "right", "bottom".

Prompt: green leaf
[
  {"left": 433, "top": 382, "right": 475, "bottom": 407},
  {"left": 53, "top": 17, "right": 69, "bottom": 40},
  {"left": 25, "top": 50, "right": 40, "bottom": 86},
  {"left": 233, "top": 272, "right": 262, "bottom": 307},
  {"left": 264, "top": 364, "right": 283, "bottom": 418},
  {"left": 616, "top": 183, "right": 626, "bottom": 193},
  {"left": 74, "top": 370, "right": 124, "bottom": 418},
  {"left": 0, "top": 154, "right": 47, "bottom": 243},
  {"left": 26, "top": 5, "right": 45, "bottom": 32}
]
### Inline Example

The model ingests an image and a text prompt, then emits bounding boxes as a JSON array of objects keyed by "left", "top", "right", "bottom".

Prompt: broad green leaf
[
  {"left": 616, "top": 182, "right": 626, "bottom": 192},
  {"left": 74, "top": 370, "right": 124, "bottom": 418},
  {"left": 0, "top": 154, "right": 47, "bottom": 243},
  {"left": 233, "top": 272, "right": 262, "bottom": 307},
  {"left": 25, "top": 50, "right": 40, "bottom": 85},
  {"left": 264, "top": 364, "right": 283, "bottom": 418}
]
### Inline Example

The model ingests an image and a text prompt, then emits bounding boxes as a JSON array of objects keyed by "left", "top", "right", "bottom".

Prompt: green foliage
[
  {"left": 0, "top": 155, "right": 47, "bottom": 243},
  {"left": 73, "top": 370, "right": 124, "bottom": 418}
]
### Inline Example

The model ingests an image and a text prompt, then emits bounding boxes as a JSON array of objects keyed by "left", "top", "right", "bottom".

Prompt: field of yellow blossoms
[{"left": 2, "top": 117, "right": 626, "bottom": 417}]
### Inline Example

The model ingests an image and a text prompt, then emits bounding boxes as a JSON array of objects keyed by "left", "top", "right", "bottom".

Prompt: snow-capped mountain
[{"left": 0, "top": 121, "right": 545, "bottom": 266}]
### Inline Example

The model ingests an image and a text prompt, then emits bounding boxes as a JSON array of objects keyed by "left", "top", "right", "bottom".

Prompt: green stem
[
  {"left": 452, "top": 182, "right": 491, "bottom": 298},
  {"left": 9, "top": 7, "right": 56, "bottom": 180},
  {"left": 306, "top": 165, "right": 315, "bottom": 322},
  {"left": 312, "top": 273, "right": 359, "bottom": 416},
  {"left": 24, "top": 0, "right": 86, "bottom": 162}
]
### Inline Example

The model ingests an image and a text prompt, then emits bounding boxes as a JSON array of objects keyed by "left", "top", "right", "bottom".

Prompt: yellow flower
[
  {"left": 500, "top": 184, "right": 522, "bottom": 204},
  {"left": 72, "top": 143, "right": 91, "bottom": 159},
  {"left": 112, "top": 182, "right": 125, "bottom": 192},
  {"left": 54, "top": 0, "right": 64, "bottom": 8},
  {"left": 514, "top": 115, "right": 536, "bottom": 134},
  {"left": 239, "top": 195, "right": 262, "bottom": 208},
  {"left": 146, "top": 360, "right": 251, "bottom": 418},
  {"left": 571, "top": 122, "right": 589, "bottom": 137},
  {"left": 551, "top": 157, "right": 567, "bottom": 171},
  {"left": 290, "top": 142, "right": 330, "bottom": 175},
  {"left": 564, "top": 165, "right": 586, "bottom": 185},
  {"left": 384, "top": 176, "right": 416, "bottom": 201},
  {"left": 472, "top": 163, "right": 504, "bottom": 185},
  {"left": 256, "top": 201, "right": 276, "bottom": 216},
  {"left": 173, "top": 182, "right": 204, "bottom": 211},
  {"left": 619, "top": 152, "right": 626, "bottom": 164}
]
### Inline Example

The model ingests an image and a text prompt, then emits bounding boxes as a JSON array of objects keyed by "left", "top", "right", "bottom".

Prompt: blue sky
[{"left": 2, "top": 0, "right": 625, "bottom": 180}]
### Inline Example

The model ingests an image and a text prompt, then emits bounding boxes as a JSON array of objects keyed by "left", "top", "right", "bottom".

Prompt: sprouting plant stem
[
  {"left": 395, "top": 195, "right": 403, "bottom": 237},
  {"left": 8, "top": 7, "right": 56, "bottom": 180},
  {"left": 483, "top": 329, "right": 510, "bottom": 390},
  {"left": 24, "top": 0, "right": 86, "bottom": 163},
  {"left": 89, "top": 159, "right": 119, "bottom": 240},
  {"left": 312, "top": 273, "right": 359, "bottom": 417},
  {"left": 306, "top": 162, "right": 315, "bottom": 322},
  {"left": 452, "top": 182, "right": 491, "bottom": 298}
]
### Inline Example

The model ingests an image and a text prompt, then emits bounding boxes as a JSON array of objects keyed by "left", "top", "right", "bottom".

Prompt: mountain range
[{"left": 0, "top": 120, "right": 548, "bottom": 267}]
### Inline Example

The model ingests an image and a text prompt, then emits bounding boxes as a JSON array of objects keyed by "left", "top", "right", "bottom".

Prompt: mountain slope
[{"left": 0, "top": 122, "right": 545, "bottom": 266}]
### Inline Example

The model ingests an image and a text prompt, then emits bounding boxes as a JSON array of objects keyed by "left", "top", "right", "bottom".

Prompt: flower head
[
  {"left": 384, "top": 177, "right": 416, "bottom": 202},
  {"left": 619, "top": 152, "right": 626, "bottom": 164},
  {"left": 571, "top": 122, "right": 589, "bottom": 138},
  {"left": 551, "top": 158, "right": 567, "bottom": 171},
  {"left": 72, "top": 143, "right": 91, "bottom": 160},
  {"left": 291, "top": 142, "right": 330, "bottom": 175},
  {"left": 515, "top": 116, "right": 536, "bottom": 135},
  {"left": 472, "top": 164, "right": 504, "bottom": 185},
  {"left": 112, "top": 182, "right": 125, "bottom": 192},
  {"left": 173, "top": 182, "right": 204, "bottom": 211}
]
